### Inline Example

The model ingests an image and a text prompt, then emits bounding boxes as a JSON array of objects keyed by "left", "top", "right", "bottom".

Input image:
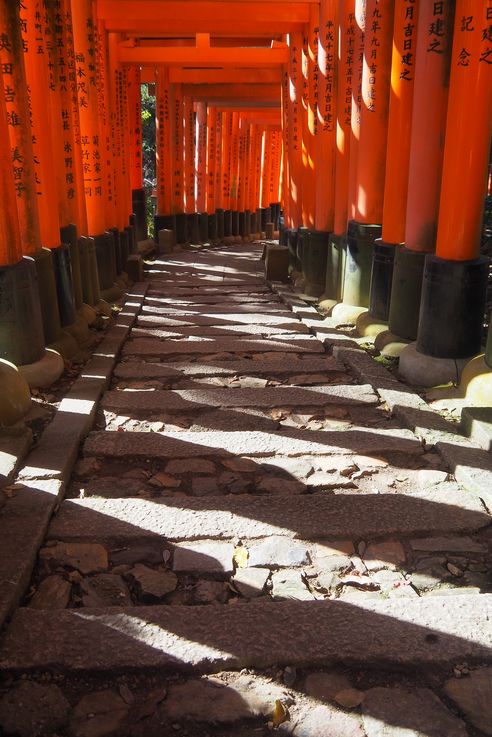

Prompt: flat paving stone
[
  {"left": 123, "top": 337, "right": 324, "bottom": 357},
  {"left": 138, "top": 312, "right": 305, "bottom": 326},
  {"left": 133, "top": 322, "right": 310, "bottom": 337},
  {"left": 46, "top": 488, "right": 488, "bottom": 544},
  {"left": 100, "top": 385, "right": 378, "bottom": 413},
  {"left": 1, "top": 595, "right": 491, "bottom": 672},
  {"left": 83, "top": 427, "right": 425, "bottom": 459},
  {"left": 141, "top": 304, "right": 291, "bottom": 316},
  {"left": 144, "top": 294, "right": 278, "bottom": 305},
  {"left": 113, "top": 357, "right": 345, "bottom": 380}
]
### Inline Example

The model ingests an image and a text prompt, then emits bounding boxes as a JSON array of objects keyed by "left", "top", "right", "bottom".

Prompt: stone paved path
[{"left": 1, "top": 244, "right": 492, "bottom": 737}]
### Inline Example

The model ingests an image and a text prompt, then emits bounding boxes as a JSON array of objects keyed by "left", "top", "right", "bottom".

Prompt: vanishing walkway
[{"left": 1, "top": 244, "right": 492, "bottom": 736}]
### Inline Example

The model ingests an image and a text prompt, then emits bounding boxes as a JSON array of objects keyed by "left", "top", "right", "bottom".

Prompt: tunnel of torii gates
[{"left": 0, "top": 0, "right": 491, "bottom": 426}]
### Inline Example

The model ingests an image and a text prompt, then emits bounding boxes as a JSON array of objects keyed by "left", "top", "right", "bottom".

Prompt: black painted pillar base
[
  {"left": 388, "top": 246, "right": 427, "bottom": 341},
  {"left": 286, "top": 229, "right": 299, "bottom": 270},
  {"left": 216, "top": 208, "right": 225, "bottom": 240},
  {"left": 238, "top": 211, "right": 246, "bottom": 237},
  {"left": 132, "top": 188, "right": 148, "bottom": 242},
  {"left": 249, "top": 211, "right": 258, "bottom": 235},
  {"left": 323, "top": 233, "right": 345, "bottom": 302},
  {"left": 231, "top": 210, "right": 240, "bottom": 237},
  {"left": 60, "top": 223, "right": 83, "bottom": 311},
  {"left": 0, "top": 258, "right": 45, "bottom": 366},
  {"left": 269, "top": 202, "right": 280, "bottom": 230},
  {"left": 486, "top": 314, "right": 492, "bottom": 369},
  {"left": 198, "top": 213, "right": 208, "bottom": 242},
  {"left": 175, "top": 213, "right": 188, "bottom": 244},
  {"left": 304, "top": 230, "right": 330, "bottom": 297},
  {"left": 31, "top": 248, "right": 62, "bottom": 345},
  {"left": 416, "top": 255, "right": 489, "bottom": 359},
  {"left": 128, "top": 214, "right": 138, "bottom": 254},
  {"left": 342, "top": 220, "right": 382, "bottom": 308},
  {"left": 121, "top": 229, "right": 130, "bottom": 268},
  {"left": 368, "top": 239, "right": 397, "bottom": 321},
  {"left": 95, "top": 233, "right": 115, "bottom": 291},
  {"left": 223, "top": 209, "right": 232, "bottom": 238},
  {"left": 154, "top": 214, "right": 176, "bottom": 243},
  {"left": 296, "top": 226, "right": 309, "bottom": 275},
  {"left": 208, "top": 213, "right": 218, "bottom": 241},
  {"left": 110, "top": 227, "right": 122, "bottom": 275},
  {"left": 52, "top": 244, "right": 76, "bottom": 327}
]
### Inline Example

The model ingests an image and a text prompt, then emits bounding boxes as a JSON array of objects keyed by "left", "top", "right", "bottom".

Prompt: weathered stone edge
[{"left": 0, "top": 284, "right": 148, "bottom": 630}]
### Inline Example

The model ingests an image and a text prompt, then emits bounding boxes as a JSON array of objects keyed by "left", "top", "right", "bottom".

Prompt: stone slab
[
  {"left": 1, "top": 595, "right": 491, "bottom": 672},
  {"left": 0, "top": 428, "right": 32, "bottom": 488},
  {"left": 138, "top": 312, "right": 304, "bottom": 327},
  {"left": 145, "top": 294, "right": 277, "bottom": 305},
  {"left": 113, "top": 357, "right": 346, "bottom": 380},
  {"left": 46, "top": 488, "right": 488, "bottom": 544},
  {"left": 461, "top": 407, "right": 492, "bottom": 452},
  {"left": 83, "top": 427, "right": 424, "bottom": 460},
  {"left": 133, "top": 321, "right": 309, "bottom": 337},
  {"left": 100, "top": 384, "right": 378, "bottom": 413},
  {"left": 122, "top": 337, "right": 324, "bottom": 357},
  {"left": 437, "top": 440, "right": 492, "bottom": 503},
  {"left": 147, "top": 286, "right": 271, "bottom": 296},
  {"left": 141, "top": 304, "right": 290, "bottom": 316}
]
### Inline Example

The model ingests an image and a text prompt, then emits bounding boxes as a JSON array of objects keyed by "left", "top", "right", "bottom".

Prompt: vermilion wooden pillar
[
  {"left": 237, "top": 115, "right": 248, "bottom": 214},
  {"left": 171, "top": 84, "right": 185, "bottom": 215},
  {"left": 333, "top": 1, "right": 356, "bottom": 237},
  {"left": 368, "top": 0, "right": 420, "bottom": 322},
  {"left": 338, "top": 0, "right": 394, "bottom": 311},
  {"left": 281, "top": 61, "right": 290, "bottom": 228},
  {"left": 214, "top": 111, "right": 223, "bottom": 212},
  {"left": 388, "top": 0, "right": 454, "bottom": 341},
  {"left": 184, "top": 95, "right": 196, "bottom": 214},
  {"left": 301, "top": 22, "right": 315, "bottom": 228},
  {"left": 0, "top": 70, "right": 22, "bottom": 268},
  {"left": 196, "top": 102, "right": 207, "bottom": 213},
  {"left": 304, "top": 4, "right": 318, "bottom": 229},
  {"left": 347, "top": 0, "right": 366, "bottom": 224},
  {"left": 287, "top": 32, "right": 303, "bottom": 228},
  {"left": 413, "top": 0, "right": 492, "bottom": 360},
  {"left": 107, "top": 32, "right": 128, "bottom": 232},
  {"left": 45, "top": 0, "right": 88, "bottom": 237},
  {"left": 261, "top": 129, "right": 273, "bottom": 208},
  {"left": 72, "top": 0, "right": 107, "bottom": 236},
  {"left": 0, "top": 65, "right": 44, "bottom": 366},
  {"left": 0, "top": 1, "right": 42, "bottom": 256},
  {"left": 156, "top": 67, "right": 172, "bottom": 216},
  {"left": 229, "top": 112, "right": 240, "bottom": 213},
  {"left": 221, "top": 112, "right": 233, "bottom": 212},
  {"left": 206, "top": 106, "right": 217, "bottom": 214},
  {"left": 315, "top": 0, "right": 338, "bottom": 233}
]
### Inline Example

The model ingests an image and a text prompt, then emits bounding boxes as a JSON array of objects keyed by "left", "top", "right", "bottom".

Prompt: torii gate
[{"left": 0, "top": 0, "right": 491, "bottom": 427}]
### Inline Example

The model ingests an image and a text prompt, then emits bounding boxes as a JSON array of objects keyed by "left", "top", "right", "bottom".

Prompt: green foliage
[{"left": 141, "top": 83, "right": 156, "bottom": 185}]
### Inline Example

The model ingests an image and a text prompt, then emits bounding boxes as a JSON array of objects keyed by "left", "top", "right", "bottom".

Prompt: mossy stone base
[
  {"left": 0, "top": 360, "right": 31, "bottom": 426},
  {"left": 18, "top": 349, "right": 64, "bottom": 389}
]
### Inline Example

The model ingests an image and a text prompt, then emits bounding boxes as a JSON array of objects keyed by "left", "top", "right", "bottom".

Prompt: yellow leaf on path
[
  {"left": 272, "top": 699, "right": 289, "bottom": 727},
  {"left": 233, "top": 546, "right": 249, "bottom": 569}
]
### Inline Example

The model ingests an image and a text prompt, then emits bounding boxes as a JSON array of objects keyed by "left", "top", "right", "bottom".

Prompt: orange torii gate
[{"left": 1, "top": 0, "right": 492, "bottom": 427}]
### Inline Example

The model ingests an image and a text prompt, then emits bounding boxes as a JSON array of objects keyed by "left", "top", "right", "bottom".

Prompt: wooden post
[
  {"left": 229, "top": 111, "right": 240, "bottom": 212},
  {"left": 156, "top": 67, "right": 172, "bottom": 215},
  {"left": 221, "top": 111, "right": 233, "bottom": 210},
  {"left": 287, "top": 32, "right": 303, "bottom": 227},
  {"left": 354, "top": 0, "right": 394, "bottom": 224},
  {"left": 347, "top": 0, "right": 366, "bottom": 224},
  {"left": 333, "top": 1, "right": 356, "bottom": 236},
  {"left": 261, "top": 129, "right": 273, "bottom": 207},
  {"left": 71, "top": 0, "right": 107, "bottom": 235},
  {"left": 184, "top": 95, "right": 196, "bottom": 213},
  {"left": 196, "top": 102, "right": 207, "bottom": 212},
  {"left": 170, "top": 83, "right": 185, "bottom": 214},
  {"left": 205, "top": 106, "right": 217, "bottom": 213},
  {"left": 381, "top": 0, "right": 420, "bottom": 245},
  {"left": 0, "top": 0, "right": 42, "bottom": 254},
  {"left": 0, "top": 69, "right": 22, "bottom": 267},
  {"left": 301, "top": 23, "right": 315, "bottom": 227},
  {"left": 315, "top": 0, "right": 338, "bottom": 233}
]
